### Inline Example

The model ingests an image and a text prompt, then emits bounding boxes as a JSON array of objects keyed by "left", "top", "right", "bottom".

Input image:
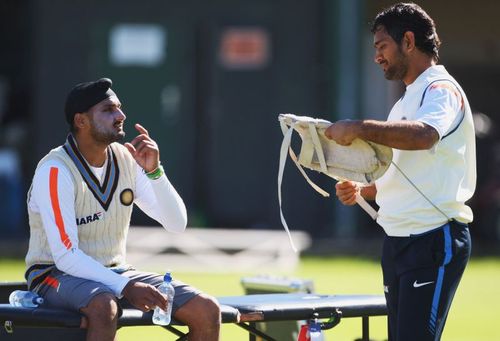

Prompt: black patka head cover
[{"left": 64, "top": 78, "right": 116, "bottom": 124}]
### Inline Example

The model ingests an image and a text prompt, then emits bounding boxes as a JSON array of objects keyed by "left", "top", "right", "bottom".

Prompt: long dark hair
[{"left": 371, "top": 2, "right": 441, "bottom": 61}]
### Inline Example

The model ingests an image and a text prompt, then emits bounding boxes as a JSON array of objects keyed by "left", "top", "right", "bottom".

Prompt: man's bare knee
[
  {"left": 178, "top": 293, "right": 221, "bottom": 328},
  {"left": 80, "top": 293, "right": 119, "bottom": 325},
  {"left": 202, "top": 294, "right": 221, "bottom": 324},
  {"left": 175, "top": 294, "right": 220, "bottom": 341}
]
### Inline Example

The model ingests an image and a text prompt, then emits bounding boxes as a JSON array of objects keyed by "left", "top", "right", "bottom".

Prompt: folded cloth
[{"left": 277, "top": 114, "right": 393, "bottom": 251}]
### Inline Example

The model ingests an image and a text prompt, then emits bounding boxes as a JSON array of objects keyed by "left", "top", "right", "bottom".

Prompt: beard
[
  {"left": 384, "top": 48, "right": 409, "bottom": 81},
  {"left": 89, "top": 120, "right": 125, "bottom": 145}
]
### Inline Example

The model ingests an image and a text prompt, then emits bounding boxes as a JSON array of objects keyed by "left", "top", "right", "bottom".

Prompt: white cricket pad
[{"left": 277, "top": 113, "right": 393, "bottom": 251}]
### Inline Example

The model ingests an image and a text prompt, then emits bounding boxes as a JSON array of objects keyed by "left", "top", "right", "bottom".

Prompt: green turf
[{"left": 1, "top": 256, "right": 499, "bottom": 340}]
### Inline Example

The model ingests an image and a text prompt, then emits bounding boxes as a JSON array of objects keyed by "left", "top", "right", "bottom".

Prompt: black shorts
[{"left": 382, "top": 220, "right": 471, "bottom": 341}]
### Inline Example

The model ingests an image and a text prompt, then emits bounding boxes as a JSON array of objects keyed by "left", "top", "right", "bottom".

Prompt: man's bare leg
[
  {"left": 80, "top": 293, "right": 119, "bottom": 341},
  {"left": 174, "top": 293, "right": 221, "bottom": 341}
]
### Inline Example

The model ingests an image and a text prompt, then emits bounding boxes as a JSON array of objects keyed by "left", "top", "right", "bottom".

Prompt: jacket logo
[{"left": 76, "top": 212, "right": 103, "bottom": 226}]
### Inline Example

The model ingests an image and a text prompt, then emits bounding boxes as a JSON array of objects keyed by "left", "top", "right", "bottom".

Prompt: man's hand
[
  {"left": 124, "top": 124, "right": 160, "bottom": 173},
  {"left": 335, "top": 181, "right": 360, "bottom": 205},
  {"left": 336, "top": 181, "right": 377, "bottom": 205},
  {"left": 122, "top": 281, "right": 168, "bottom": 312},
  {"left": 324, "top": 120, "right": 361, "bottom": 146}
]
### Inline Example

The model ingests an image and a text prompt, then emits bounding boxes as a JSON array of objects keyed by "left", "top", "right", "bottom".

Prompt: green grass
[{"left": 1, "top": 256, "right": 499, "bottom": 340}]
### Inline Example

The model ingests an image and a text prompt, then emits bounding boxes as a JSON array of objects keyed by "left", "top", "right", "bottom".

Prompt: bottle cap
[{"left": 164, "top": 271, "right": 172, "bottom": 282}]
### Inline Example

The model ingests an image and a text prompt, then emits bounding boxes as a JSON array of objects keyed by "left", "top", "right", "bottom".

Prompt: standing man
[
  {"left": 325, "top": 3, "right": 475, "bottom": 341},
  {"left": 25, "top": 78, "right": 220, "bottom": 340}
]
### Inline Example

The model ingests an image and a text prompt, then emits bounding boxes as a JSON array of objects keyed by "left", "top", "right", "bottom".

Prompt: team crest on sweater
[{"left": 120, "top": 188, "right": 134, "bottom": 206}]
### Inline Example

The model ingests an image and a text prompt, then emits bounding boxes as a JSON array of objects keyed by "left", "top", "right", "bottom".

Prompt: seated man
[{"left": 25, "top": 78, "right": 220, "bottom": 341}]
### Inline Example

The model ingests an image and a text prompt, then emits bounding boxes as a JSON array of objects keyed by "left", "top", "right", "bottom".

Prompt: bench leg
[
  {"left": 237, "top": 322, "right": 278, "bottom": 341},
  {"left": 162, "top": 325, "right": 188, "bottom": 340},
  {"left": 362, "top": 316, "right": 369, "bottom": 341}
]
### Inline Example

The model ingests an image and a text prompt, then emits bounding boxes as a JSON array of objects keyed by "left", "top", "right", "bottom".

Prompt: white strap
[
  {"left": 279, "top": 121, "right": 330, "bottom": 197},
  {"left": 308, "top": 123, "right": 328, "bottom": 173},
  {"left": 278, "top": 122, "right": 299, "bottom": 252},
  {"left": 355, "top": 193, "right": 378, "bottom": 220}
]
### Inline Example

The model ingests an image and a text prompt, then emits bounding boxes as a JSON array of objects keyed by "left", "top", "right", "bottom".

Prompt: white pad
[
  {"left": 278, "top": 114, "right": 393, "bottom": 251},
  {"left": 279, "top": 114, "right": 392, "bottom": 183}
]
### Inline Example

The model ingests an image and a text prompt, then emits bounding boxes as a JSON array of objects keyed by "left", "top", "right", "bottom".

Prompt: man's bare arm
[
  {"left": 325, "top": 119, "right": 439, "bottom": 150},
  {"left": 360, "top": 183, "right": 377, "bottom": 201}
]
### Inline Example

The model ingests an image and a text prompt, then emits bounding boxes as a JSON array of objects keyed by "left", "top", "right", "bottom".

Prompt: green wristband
[{"left": 145, "top": 164, "right": 164, "bottom": 180}]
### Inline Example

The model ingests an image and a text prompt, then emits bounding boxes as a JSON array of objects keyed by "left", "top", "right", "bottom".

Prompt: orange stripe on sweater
[{"left": 49, "top": 167, "right": 73, "bottom": 250}]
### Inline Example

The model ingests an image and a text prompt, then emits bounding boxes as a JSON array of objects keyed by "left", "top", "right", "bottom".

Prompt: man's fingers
[
  {"left": 134, "top": 140, "right": 155, "bottom": 153},
  {"left": 129, "top": 134, "right": 149, "bottom": 148},
  {"left": 124, "top": 142, "right": 136, "bottom": 154},
  {"left": 336, "top": 181, "right": 359, "bottom": 205},
  {"left": 124, "top": 282, "right": 165, "bottom": 312},
  {"left": 145, "top": 297, "right": 160, "bottom": 312},
  {"left": 138, "top": 289, "right": 167, "bottom": 311},
  {"left": 336, "top": 181, "right": 355, "bottom": 190},
  {"left": 152, "top": 291, "right": 168, "bottom": 310},
  {"left": 338, "top": 191, "right": 355, "bottom": 200},
  {"left": 324, "top": 127, "right": 332, "bottom": 139},
  {"left": 336, "top": 184, "right": 357, "bottom": 196},
  {"left": 128, "top": 135, "right": 154, "bottom": 156},
  {"left": 338, "top": 193, "right": 357, "bottom": 205},
  {"left": 135, "top": 123, "right": 149, "bottom": 136}
]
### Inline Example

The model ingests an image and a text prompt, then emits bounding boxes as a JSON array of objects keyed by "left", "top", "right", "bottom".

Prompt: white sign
[{"left": 110, "top": 24, "right": 166, "bottom": 67}]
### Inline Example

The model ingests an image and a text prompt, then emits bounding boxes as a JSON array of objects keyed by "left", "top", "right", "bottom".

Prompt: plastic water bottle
[
  {"left": 152, "top": 272, "right": 175, "bottom": 325},
  {"left": 297, "top": 320, "right": 325, "bottom": 341},
  {"left": 9, "top": 290, "right": 44, "bottom": 308},
  {"left": 308, "top": 320, "right": 324, "bottom": 340}
]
